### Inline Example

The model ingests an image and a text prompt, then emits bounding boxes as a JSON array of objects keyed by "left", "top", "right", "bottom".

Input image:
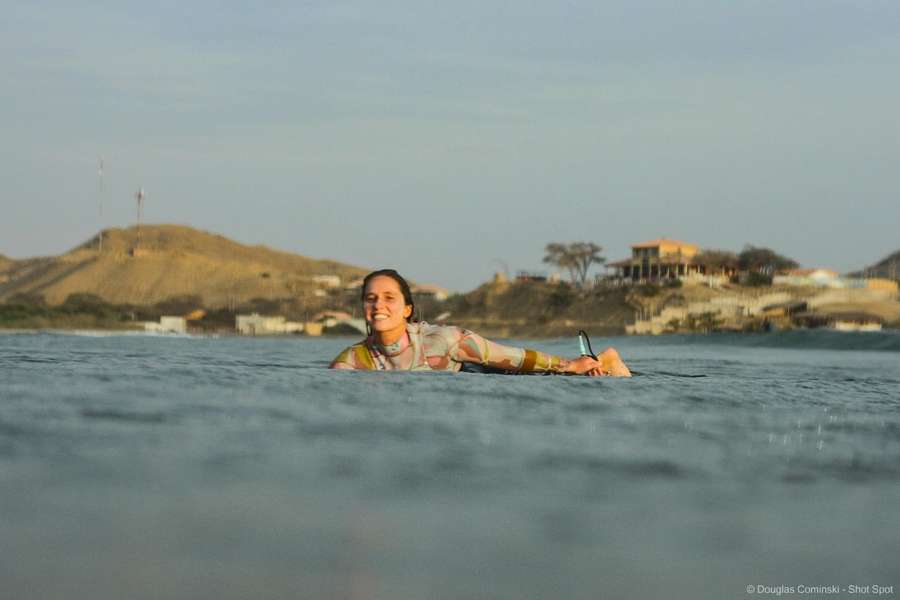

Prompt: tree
[
  {"left": 737, "top": 245, "right": 798, "bottom": 275},
  {"left": 693, "top": 249, "right": 739, "bottom": 273},
  {"left": 543, "top": 242, "right": 605, "bottom": 287}
]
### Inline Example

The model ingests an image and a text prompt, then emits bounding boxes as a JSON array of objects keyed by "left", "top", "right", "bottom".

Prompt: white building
[
  {"left": 144, "top": 316, "right": 187, "bottom": 334},
  {"left": 312, "top": 275, "right": 341, "bottom": 288},
  {"left": 312, "top": 310, "right": 353, "bottom": 327},
  {"left": 236, "top": 313, "right": 304, "bottom": 335},
  {"left": 344, "top": 277, "right": 365, "bottom": 291},
  {"left": 773, "top": 269, "right": 840, "bottom": 287},
  {"left": 412, "top": 284, "right": 450, "bottom": 301}
]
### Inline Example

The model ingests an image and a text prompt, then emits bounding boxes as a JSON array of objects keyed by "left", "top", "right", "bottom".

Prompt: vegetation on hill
[
  {"left": 0, "top": 293, "right": 137, "bottom": 330},
  {"left": 737, "top": 245, "right": 799, "bottom": 273},
  {"left": 0, "top": 288, "right": 364, "bottom": 332},
  {"left": 0, "top": 276, "right": 636, "bottom": 335},
  {"left": 693, "top": 249, "right": 738, "bottom": 272},
  {"left": 727, "top": 245, "right": 800, "bottom": 285}
]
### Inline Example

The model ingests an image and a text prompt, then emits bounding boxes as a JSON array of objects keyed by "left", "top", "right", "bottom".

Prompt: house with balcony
[{"left": 610, "top": 239, "right": 702, "bottom": 282}]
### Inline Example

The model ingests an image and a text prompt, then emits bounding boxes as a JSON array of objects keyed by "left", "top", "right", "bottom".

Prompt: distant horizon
[{"left": 3, "top": 2, "right": 899, "bottom": 291}]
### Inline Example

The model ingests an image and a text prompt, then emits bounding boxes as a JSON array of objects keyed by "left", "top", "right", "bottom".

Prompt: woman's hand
[
  {"left": 562, "top": 348, "right": 632, "bottom": 377},
  {"left": 563, "top": 356, "right": 607, "bottom": 376}
]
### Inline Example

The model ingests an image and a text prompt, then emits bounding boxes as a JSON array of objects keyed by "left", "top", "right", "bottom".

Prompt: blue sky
[{"left": 2, "top": 1, "right": 898, "bottom": 290}]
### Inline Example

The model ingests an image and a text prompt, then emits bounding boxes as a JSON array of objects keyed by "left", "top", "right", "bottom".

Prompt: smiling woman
[{"left": 329, "top": 269, "right": 631, "bottom": 376}]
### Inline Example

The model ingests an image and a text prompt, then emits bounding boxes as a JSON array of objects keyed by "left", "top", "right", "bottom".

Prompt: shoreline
[
  {"left": 2, "top": 322, "right": 897, "bottom": 338},
  {"left": 2, "top": 281, "right": 898, "bottom": 338}
]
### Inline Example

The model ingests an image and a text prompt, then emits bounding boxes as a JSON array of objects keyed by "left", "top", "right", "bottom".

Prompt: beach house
[{"left": 610, "top": 239, "right": 701, "bottom": 282}]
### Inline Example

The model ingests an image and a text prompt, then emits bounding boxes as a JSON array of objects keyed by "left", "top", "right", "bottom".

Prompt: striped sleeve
[{"left": 446, "top": 327, "right": 566, "bottom": 373}]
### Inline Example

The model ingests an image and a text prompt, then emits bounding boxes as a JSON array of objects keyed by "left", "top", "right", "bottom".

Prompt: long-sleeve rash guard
[{"left": 329, "top": 321, "right": 567, "bottom": 373}]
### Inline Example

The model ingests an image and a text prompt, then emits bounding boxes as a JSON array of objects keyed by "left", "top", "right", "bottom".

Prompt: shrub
[
  {"left": 548, "top": 283, "right": 575, "bottom": 309},
  {"left": 60, "top": 293, "right": 115, "bottom": 318},
  {"left": 155, "top": 295, "right": 203, "bottom": 315},
  {"left": 743, "top": 272, "right": 773, "bottom": 287},
  {"left": 635, "top": 284, "right": 659, "bottom": 297},
  {"left": 7, "top": 292, "right": 47, "bottom": 307},
  {"left": 246, "top": 297, "right": 282, "bottom": 315}
]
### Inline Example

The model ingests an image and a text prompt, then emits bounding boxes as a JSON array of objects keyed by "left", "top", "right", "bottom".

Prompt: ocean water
[{"left": 2, "top": 330, "right": 899, "bottom": 600}]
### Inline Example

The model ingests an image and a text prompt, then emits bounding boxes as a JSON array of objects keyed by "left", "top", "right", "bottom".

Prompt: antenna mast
[
  {"left": 97, "top": 157, "right": 104, "bottom": 253},
  {"left": 135, "top": 187, "right": 145, "bottom": 250}
]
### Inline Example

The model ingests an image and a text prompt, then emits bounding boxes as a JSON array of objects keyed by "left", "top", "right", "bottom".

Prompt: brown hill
[{"left": 0, "top": 225, "right": 369, "bottom": 307}]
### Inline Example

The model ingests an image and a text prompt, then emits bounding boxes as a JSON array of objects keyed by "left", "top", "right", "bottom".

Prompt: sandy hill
[{"left": 0, "top": 225, "right": 369, "bottom": 307}]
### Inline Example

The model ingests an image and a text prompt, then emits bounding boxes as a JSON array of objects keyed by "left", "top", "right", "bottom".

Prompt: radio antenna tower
[
  {"left": 135, "top": 187, "right": 145, "bottom": 249},
  {"left": 97, "top": 156, "right": 104, "bottom": 253}
]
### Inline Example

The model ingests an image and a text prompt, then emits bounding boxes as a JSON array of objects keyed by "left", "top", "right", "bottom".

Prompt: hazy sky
[{"left": 2, "top": 1, "right": 898, "bottom": 290}]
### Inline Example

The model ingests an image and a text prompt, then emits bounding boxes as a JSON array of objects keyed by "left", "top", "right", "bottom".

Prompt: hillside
[
  {"left": 849, "top": 249, "right": 900, "bottom": 279},
  {"left": 0, "top": 225, "right": 369, "bottom": 307}
]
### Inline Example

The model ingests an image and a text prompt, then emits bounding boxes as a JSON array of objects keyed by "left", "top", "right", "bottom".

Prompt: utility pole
[
  {"left": 97, "top": 157, "right": 104, "bottom": 253},
  {"left": 135, "top": 187, "right": 145, "bottom": 250}
]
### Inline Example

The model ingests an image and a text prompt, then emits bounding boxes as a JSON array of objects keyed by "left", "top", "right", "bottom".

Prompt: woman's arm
[{"left": 436, "top": 327, "right": 614, "bottom": 376}]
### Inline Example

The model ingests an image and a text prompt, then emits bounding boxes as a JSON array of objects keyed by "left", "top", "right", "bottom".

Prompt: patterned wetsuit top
[{"left": 329, "top": 321, "right": 567, "bottom": 373}]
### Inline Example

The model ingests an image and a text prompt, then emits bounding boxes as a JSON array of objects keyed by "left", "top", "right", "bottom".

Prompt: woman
[{"left": 329, "top": 269, "right": 631, "bottom": 376}]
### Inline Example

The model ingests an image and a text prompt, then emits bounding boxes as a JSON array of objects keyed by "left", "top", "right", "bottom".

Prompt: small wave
[
  {"left": 7, "top": 356, "right": 61, "bottom": 364},
  {"left": 530, "top": 452, "right": 692, "bottom": 479},
  {"left": 640, "top": 330, "right": 900, "bottom": 352},
  {"left": 0, "top": 420, "right": 31, "bottom": 438},
  {"left": 18, "top": 329, "right": 213, "bottom": 340},
  {"left": 779, "top": 456, "right": 900, "bottom": 484},
  {"left": 80, "top": 408, "right": 169, "bottom": 424},
  {"left": 567, "top": 401, "right": 613, "bottom": 414}
]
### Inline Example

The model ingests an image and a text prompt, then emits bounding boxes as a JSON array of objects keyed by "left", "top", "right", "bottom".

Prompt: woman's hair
[{"left": 361, "top": 269, "right": 416, "bottom": 322}]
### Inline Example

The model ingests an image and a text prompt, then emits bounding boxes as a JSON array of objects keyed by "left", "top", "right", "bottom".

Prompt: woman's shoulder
[
  {"left": 414, "top": 321, "right": 466, "bottom": 340},
  {"left": 415, "top": 322, "right": 475, "bottom": 356},
  {"left": 330, "top": 338, "right": 376, "bottom": 369}
]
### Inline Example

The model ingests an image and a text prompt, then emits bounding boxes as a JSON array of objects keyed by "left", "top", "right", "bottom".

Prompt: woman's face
[{"left": 363, "top": 275, "right": 412, "bottom": 335}]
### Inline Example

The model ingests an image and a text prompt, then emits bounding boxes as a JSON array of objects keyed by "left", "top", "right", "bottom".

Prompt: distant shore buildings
[
  {"left": 602, "top": 238, "right": 898, "bottom": 293},
  {"left": 773, "top": 269, "right": 897, "bottom": 292}
]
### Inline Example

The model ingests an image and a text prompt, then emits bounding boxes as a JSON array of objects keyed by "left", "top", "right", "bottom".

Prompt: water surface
[{"left": 2, "top": 331, "right": 899, "bottom": 599}]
